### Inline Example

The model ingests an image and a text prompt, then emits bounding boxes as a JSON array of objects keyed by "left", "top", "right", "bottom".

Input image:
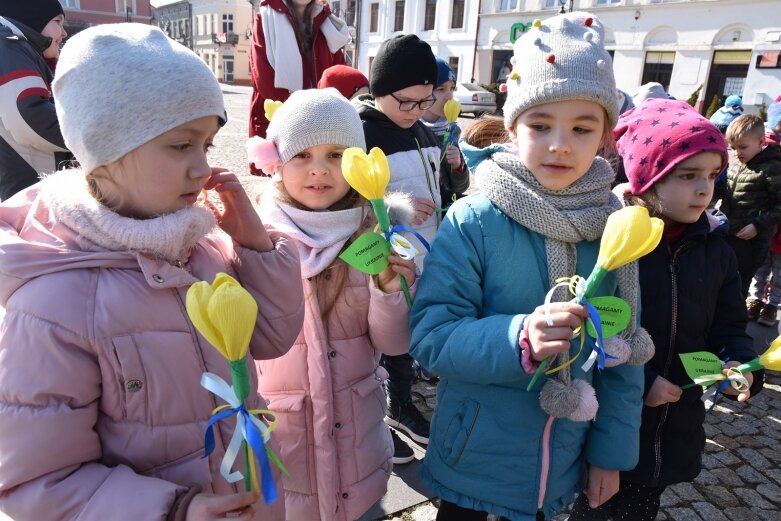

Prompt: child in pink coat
[
  {"left": 0, "top": 24, "right": 304, "bottom": 521},
  {"left": 249, "top": 88, "right": 417, "bottom": 521}
]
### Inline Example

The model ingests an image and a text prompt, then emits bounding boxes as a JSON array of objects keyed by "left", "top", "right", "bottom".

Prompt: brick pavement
[{"left": 211, "top": 83, "right": 781, "bottom": 521}]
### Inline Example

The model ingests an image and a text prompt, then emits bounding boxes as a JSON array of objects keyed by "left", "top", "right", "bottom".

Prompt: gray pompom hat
[{"left": 503, "top": 11, "right": 619, "bottom": 130}]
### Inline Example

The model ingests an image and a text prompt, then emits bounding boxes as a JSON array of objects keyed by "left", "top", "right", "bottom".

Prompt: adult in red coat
[{"left": 249, "top": 0, "right": 348, "bottom": 174}]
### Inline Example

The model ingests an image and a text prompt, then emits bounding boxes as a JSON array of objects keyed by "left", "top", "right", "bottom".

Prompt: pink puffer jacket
[
  {"left": 0, "top": 183, "right": 304, "bottom": 520},
  {"left": 257, "top": 267, "right": 414, "bottom": 521}
]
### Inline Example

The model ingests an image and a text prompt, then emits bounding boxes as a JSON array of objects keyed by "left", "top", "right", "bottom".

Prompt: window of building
[
  {"left": 543, "top": 0, "right": 558, "bottom": 9},
  {"left": 650, "top": 0, "right": 676, "bottom": 3},
  {"left": 423, "top": 0, "right": 436, "bottom": 31},
  {"left": 116, "top": 0, "right": 133, "bottom": 15},
  {"left": 451, "top": 0, "right": 465, "bottom": 29},
  {"left": 59, "top": 0, "right": 79, "bottom": 7},
  {"left": 369, "top": 3, "right": 379, "bottom": 33},
  {"left": 222, "top": 14, "right": 234, "bottom": 33},
  {"left": 594, "top": 0, "right": 621, "bottom": 5},
  {"left": 498, "top": 0, "right": 518, "bottom": 10},
  {"left": 394, "top": 1, "right": 404, "bottom": 32},
  {"left": 641, "top": 51, "right": 676, "bottom": 90},
  {"left": 449, "top": 56, "right": 459, "bottom": 80}
]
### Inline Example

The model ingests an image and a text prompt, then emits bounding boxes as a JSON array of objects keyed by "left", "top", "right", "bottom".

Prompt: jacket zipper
[
  {"left": 414, "top": 136, "right": 440, "bottom": 226},
  {"left": 652, "top": 241, "right": 690, "bottom": 480}
]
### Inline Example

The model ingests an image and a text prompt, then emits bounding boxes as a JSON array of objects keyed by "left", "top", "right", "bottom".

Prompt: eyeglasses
[{"left": 390, "top": 93, "right": 436, "bottom": 112}]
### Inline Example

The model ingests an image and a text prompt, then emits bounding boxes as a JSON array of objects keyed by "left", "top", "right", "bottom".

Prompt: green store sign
[{"left": 510, "top": 22, "right": 534, "bottom": 43}]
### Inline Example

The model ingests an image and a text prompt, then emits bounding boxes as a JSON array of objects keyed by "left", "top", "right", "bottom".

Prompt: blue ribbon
[
  {"left": 386, "top": 224, "right": 432, "bottom": 253},
  {"left": 441, "top": 122, "right": 458, "bottom": 155},
  {"left": 707, "top": 380, "right": 731, "bottom": 413},
  {"left": 204, "top": 404, "right": 278, "bottom": 504},
  {"left": 583, "top": 299, "right": 618, "bottom": 371}
]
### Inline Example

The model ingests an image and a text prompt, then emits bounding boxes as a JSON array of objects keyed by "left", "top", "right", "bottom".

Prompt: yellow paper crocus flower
[
  {"left": 186, "top": 272, "right": 258, "bottom": 364},
  {"left": 760, "top": 335, "right": 781, "bottom": 370},
  {"left": 342, "top": 147, "right": 390, "bottom": 202},
  {"left": 263, "top": 99, "right": 283, "bottom": 122},
  {"left": 444, "top": 99, "right": 461, "bottom": 124},
  {"left": 597, "top": 206, "right": 664, "bottom": 271}
]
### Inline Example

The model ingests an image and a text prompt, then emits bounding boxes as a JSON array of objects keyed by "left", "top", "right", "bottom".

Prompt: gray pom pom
[
  {"left": 540, "top": 379, "right": 580, "bottom": 418},
  {"left": 627, "top": 326, "right": 655, "bottom": 365},
  {"left": 603, "top": 336, "right": 631, "bottom": 367},
  {"left": 386, "top": 191, "right": 416, "bottom": 227},
  {"left": 569, "top": 379, "right": 598, "bottom": 422}
]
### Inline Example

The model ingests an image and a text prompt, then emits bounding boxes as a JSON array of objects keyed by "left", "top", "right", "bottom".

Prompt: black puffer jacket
[
  {"left": 623, "top": 214, "right": 764, "bottom": 487},
  {"left": 720, "top": 142, "right": 781, "bottom": 239}
]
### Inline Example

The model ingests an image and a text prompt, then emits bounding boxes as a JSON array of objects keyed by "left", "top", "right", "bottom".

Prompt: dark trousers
[
  {"left": 380, "top": 353, "right": 415, "bottom": 403},
  {"left": 435, "top": 500, "right": 542, "bottom": 521},
  {"left": 726, "top": 235, "right": 772, "bottom": 299},
  {"left": 568, "top": 481, "right": 665, "bottom": 521}
]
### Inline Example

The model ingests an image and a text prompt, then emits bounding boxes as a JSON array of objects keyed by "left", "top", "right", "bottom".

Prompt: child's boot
[
  {"left": 758, "top": 304, "right": 778, "bottom": 326},
  {"left": 746, "top": 298, "right": 763, "bottom": 320}
]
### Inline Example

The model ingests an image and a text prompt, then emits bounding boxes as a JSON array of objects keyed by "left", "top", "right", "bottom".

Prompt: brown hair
[
  {"left": 285, "top": 0, "right": 317, "bottom": 54},
  {"left": 625, "top": 187, "right": 665, "bottom": 220},
  {"left": 461, "top": 115, "right": 509, "bottom": 148},
  {"left": 725, "top": 114, "right": 766, "bottom": 143}
]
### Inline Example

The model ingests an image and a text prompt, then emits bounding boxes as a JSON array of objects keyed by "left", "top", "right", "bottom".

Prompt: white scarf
[
  {"left": 261, "top": 197, "right": 363, "bottom": 278},
  {"left": 41, "top": 171, "right": 217, "bottom": 264},
  {"left": 260, "top": 4, "right": 350, "bottom": 92}
]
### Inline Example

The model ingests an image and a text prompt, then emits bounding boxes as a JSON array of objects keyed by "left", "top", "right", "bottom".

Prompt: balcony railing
[{"left": 212, "top": 32, "right": 239, "bottom": 45}]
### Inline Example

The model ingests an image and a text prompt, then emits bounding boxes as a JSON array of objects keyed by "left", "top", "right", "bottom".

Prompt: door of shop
[{"left": 704, "top": 50, "right": 751, "bottom": 114}]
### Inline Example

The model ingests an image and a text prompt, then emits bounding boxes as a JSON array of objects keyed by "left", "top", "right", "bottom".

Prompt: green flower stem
[
  {"left": 243, "top": 442, "right": 251, "bottom": 491},
  {"left": 526, "top": 265, "right": 608, "bottom": 391},
  {"left": 230, "top": 360, "right": 250, "bottom": 402},
  {"left": 370, "top": 198, "right": 412, "bottom": 308},
  {"left": 734, "top": 358, "right": 762, "bottom": 374}
]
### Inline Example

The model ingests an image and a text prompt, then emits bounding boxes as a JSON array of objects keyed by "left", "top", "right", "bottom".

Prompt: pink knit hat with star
[{"left": 614, "top": 98, "right": 728, "bottom": 195}]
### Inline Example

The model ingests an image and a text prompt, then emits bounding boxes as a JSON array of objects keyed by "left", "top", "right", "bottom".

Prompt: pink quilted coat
[
  {"left": 0, "top": 181, "right": 304, "bottom": 520},
  {"left": 257, "top": 266, "right": 414, "bottom": 521}
]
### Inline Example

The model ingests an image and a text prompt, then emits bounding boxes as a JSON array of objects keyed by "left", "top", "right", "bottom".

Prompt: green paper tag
[
  {"left": 339, "top": 232, "right": 390, "bottom": 275},
  {"left": 585, "top": 296, "right": 631, "bottom": 338},
  {"left": 679, "top": 352, "right": 723, "bottom": 382}
]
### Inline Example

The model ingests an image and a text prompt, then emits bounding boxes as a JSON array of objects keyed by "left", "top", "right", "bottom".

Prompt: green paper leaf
[
  {"left": 339, "top": 232, "right": 390, "bottom": 275},
  {"left": 585, "top": 296, "right": 631, "bottom": 338},
  {"left": 679, "top": 352, "right": 723, "bottom": 383}
]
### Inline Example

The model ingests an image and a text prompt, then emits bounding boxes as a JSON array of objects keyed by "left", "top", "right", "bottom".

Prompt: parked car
[{"left": 454, "top": 82, "right": 497, "bottom": 116}]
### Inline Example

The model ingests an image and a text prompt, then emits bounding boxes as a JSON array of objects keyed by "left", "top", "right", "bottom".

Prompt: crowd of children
[{"left": 0, "top": 5, "right": 778, "bottom": 521}]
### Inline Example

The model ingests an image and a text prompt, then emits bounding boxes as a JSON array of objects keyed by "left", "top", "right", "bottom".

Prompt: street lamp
[{"left": 559, "top": 0, "right": 573, "bottom": 13}]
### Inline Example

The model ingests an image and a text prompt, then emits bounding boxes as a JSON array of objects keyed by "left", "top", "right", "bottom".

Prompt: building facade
[
  {"left": 355, "top": 0, "right": 781, "bottom": 113},
  {"left": 189, "top": 0, "right": 253, "bottom": 86},
  {"left": 152, "top": 0, "right": 193, "bottom": 49},
  {"left": 59, "top": 0, "right": 152, "bottom": 35}
]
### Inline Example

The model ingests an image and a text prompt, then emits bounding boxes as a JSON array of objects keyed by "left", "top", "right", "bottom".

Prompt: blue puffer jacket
[{"left": 410, "top": 193, "right": 644, "bottom": 521}]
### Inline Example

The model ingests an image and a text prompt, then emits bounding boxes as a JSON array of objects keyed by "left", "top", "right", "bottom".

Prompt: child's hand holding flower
[
  {"left": 526, "top": 302, "right": 588, "bottom": 362},
  {"left": 377, "top": 253, "right": 416, "bottom": 294},
  {"left": 721, "top": 361, "right": 754, "bottom": 402},
  {"left": 444, "top": 145, "right": 462, "bottom": 170}
]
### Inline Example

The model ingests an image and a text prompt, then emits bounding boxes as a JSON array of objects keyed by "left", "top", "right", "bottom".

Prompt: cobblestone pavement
[{"left": 212, "top": 84, "right": 781, "bottom": 521}]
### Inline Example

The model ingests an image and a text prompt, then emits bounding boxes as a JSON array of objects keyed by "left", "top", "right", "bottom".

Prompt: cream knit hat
[
  {"left": 53, "top": 23, "right": 226, "bottom": 176},
  {"left": 503, "top": 11, "right": 619, "bottom": 130},
  {"left": 267, "top": 88, "right": 366, "bottom": 164}
]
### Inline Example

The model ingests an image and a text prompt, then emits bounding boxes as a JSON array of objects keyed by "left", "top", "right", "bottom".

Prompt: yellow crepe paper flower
[
  {"left": 264, "top": 99, "right": 283, "bottom": 122},
  {"left": 760, "top": 335, "right": 781, "bottom": 371},
  {"left": 597, "top": 206, "right": 664, "bottom": 271},
  {"left": 444, "top": 99, "right": 461, "bottom": 124},
  {"left": 186, "top": 273, "right": 258, "bottom": 362},
  {"left": 341, "top": 147, "right": 390, "bottom": 202}
]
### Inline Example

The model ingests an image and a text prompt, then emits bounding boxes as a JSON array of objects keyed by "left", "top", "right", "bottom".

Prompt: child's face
[
  {"left": 729, "top": 134, "right": 764, "bottom": 164},
  {"left": 509, "top": 99, "right": 605, "bottom": 191},
  {"left": 375, "top": 84, "right": 435, "bottom": 129},
  {"left": 425, "top": 81, "right": 456, "bottom": 119},
  {"left": 41, "top": 15, "right": 67, "bottom": 59},
  {"left": 280, "top": 144, "right": 351, "bottom": 210},
  {"left": 654, "top": 151, "right": 722, "bottom": 224},
  {"left": 101, "top": 116, "right": 219, "bottom": 218}
]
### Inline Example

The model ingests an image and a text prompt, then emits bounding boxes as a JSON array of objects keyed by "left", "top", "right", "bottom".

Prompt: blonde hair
[
  {"left": 85, "top": 151, "right": 143, "bottom": 216},
  {"left": 725, "top": 114, "right": 765, "bottom": 143}
]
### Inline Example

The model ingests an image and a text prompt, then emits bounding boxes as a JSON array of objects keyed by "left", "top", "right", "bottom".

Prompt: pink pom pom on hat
[{"left": 614, "top": 98, "right": 728, "bottom": 195}]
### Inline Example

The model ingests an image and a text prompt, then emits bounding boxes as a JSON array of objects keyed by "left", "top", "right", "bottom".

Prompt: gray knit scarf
[{"left": 477, "top": 152, "right": 653, "bottom": 420}]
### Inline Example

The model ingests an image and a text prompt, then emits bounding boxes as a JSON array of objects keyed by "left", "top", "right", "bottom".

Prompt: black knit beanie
[
  {"left": 370, "top": 35, "right": 437, "bottom": 97},
  {"left": 0, "top": 0, "right": 64, "bottom": 33}
]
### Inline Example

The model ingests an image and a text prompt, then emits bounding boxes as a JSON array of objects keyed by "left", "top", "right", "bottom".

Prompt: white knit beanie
[
  {"left": 53, "top": 23, "right": 226, "bottom": 176},
  {"left": 503, "top": 11, "right": 618, "bottom": 130},
  {"left": 267, "top": 88, "right": 366, "bottom": 164}
]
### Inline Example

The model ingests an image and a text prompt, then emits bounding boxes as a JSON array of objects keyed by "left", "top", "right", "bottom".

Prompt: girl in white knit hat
[
  {"left": 409, "top": 11, "right": 653, "bottom": 521},
  {"left": 0, "top": 23, "right": 304, "bottom": 521},
  {"left": 247, "top": 88, "right": 417, "bottom": 521}
]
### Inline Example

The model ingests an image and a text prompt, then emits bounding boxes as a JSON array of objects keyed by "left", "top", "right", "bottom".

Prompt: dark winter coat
[
  {"left": 0, "top": 17, "right": 69, "bottom": 201},
  {"left": 623, "top": 214, "right": 764, "bottom": 488},
  {"left": 720, "top": 143, "right": 781, "bottom": 239}
]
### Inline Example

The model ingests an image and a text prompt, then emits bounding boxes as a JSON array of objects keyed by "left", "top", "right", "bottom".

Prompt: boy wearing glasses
[{"left": 354, "top": 34, "right": 440, "bottom": 465}]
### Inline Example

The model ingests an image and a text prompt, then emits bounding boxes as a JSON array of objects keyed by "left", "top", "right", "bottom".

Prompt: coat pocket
[
  {"left": 441, "top": 400, "right": 481, "bottom": 467},
  {"left": 264, "top": 392, "right": 316, "bottom": 496},
  {"left": 111, "top": 335, "right": 149, "bottom": 423},
  {"left": 346, "top": 373, "right": 391, "bottom": 484}
]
